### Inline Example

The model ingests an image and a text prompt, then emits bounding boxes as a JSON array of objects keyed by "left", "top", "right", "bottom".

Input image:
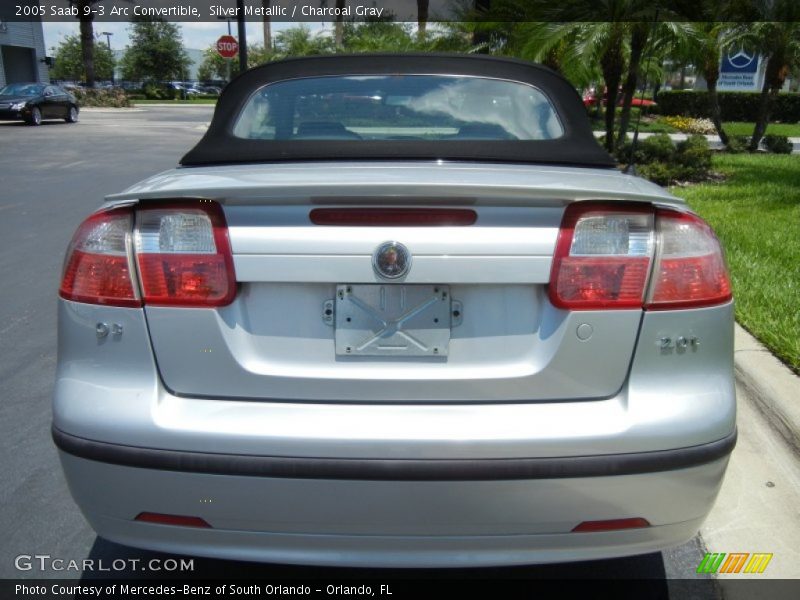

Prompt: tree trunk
[
  {"left": 262, "top": 0, "right": 272, "bottom": 52},
  {"left": 617, "top": 25, "right": 649, "bottom": 149},
  {"left": 706, "top": 78, "right": 729, "bottom": 146},
  {"left": 334, "top": 0, "right": 345, "bottom": 49},
  {"left": 471, "top": 0, "right": 491, "bottom": 49},
  {"left": 78, "top": 4, "right": 95, "bottom": 87},
  {"left": 417, "top": 0, "right": 429, "bottom": 39},
  {"left": 600, "top": 32, "right": 624, "bottom": 153},
  {"left": 750, "top": 55, "right": 785, "bottom": 151}
]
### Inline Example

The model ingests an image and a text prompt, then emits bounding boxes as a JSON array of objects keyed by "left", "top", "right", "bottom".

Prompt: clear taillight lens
[
  {"left": 550, "top": 202, "right": 731, "bottom": 311},
  {"left": 59, "top": 201, "right": 236, "bottom": 308},
  {"left": 645, "top": 209, "right": 732, "bottom": 310},
  {"left": 134, "top": 203, "right": 236, "bottom": 307},
  {"left": 549, "top": 204, "right": 654, "bottom": 309},
  {"left": 59, "top": 208, "right": 140, "bottom": 307}
]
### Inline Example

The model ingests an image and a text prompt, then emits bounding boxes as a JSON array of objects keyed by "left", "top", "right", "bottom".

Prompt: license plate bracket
[{"left": 334, "top": 284, "right": 451, "bottom": 357}]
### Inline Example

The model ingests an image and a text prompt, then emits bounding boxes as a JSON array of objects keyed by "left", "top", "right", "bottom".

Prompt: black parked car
[{"left": 0, "top": 83, "right": 79, "bottom": 126}]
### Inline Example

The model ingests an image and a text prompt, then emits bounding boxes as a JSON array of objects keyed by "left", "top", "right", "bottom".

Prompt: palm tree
[
  {"left": 504, "top": 19, "right": 627, "bottom": 152},
  {"left": 334, "top": 0, "right": 346, "bottom": 49},
  {"left": 616, "top": 20, "right": 698, "bottom": 147},
  {"left": 68, "top": 1, "right": 102, "bottom": 87},
  {"left": 67, "top": 0, "right": 132, "bottom": 87},
  {"left": 487, "top": 1, "right": 662, "bottom": 152},
  {"left": 417, "top": 0, "right": 429, "bottom": 39},
  {"left": 672, "top": 22, "right": 735, "bottom": 146},
  {"left": 737, "top": 2, "right": 800, "bottom": 150},
  {"left": 273, "top": 26, "right": 335, "bottom": 59},
  {"left": 261, "top": 1, "right": 272, "bottom": 52}
]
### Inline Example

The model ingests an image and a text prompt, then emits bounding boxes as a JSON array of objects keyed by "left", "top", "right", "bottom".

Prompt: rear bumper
[
  {"left": 56, "top": 446, "right": 732, "bottom": 567},
  {"left": 53, "top": 426, "right": 736, "bottom": 481}
]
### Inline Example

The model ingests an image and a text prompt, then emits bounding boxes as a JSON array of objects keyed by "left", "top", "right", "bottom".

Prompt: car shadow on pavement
[
  {"left": 0, "top": 121, "right": 69, "bottom": 127},
  {"left": 81, "top": 537, "right": 720, "bottom": 599}
]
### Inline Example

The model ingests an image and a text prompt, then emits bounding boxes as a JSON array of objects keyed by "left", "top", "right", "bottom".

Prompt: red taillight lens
[
  {"left": 59, "top": 208, "right": 141, "bottom": 307},
  {"left": 134, "top": 202, "right": 236, "bottom": 307},
  {"left": 549, "top": 203, "right": 654, "bottom": 309},
  {"left": 135, "top": 512, "right": 211, "bottom": 528},
  {"left": 59, "top": 202, "right": 236, "bottom": 309},
  {"left": 310, "top": 208, "right": 477, "bottom": 226},
  {"left": 550, "top": 202, "right": 731, "bottom": 311},
  {"left": 645, "top": 209, "right": 732, "bottom": 310}
]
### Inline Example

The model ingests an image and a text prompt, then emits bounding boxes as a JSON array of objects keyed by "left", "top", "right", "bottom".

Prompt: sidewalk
[{"left": 734, "top": 324, "right": 800, "bottom": 453}]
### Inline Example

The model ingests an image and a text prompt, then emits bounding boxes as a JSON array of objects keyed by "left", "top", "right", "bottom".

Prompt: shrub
[
  {"left": 620, "top": 134, "right": 713, "bottom": 185},
  {"left": 675, "top": 135, "right": 713, "bottom": 179},
  {"left": 725, "top": 135, "right": 751, "bottom": 154},
  {"left": 677, "top": 135, "right": 712, "bottom": 166},
  {"left": 614, "top": 137, "right": 635, "bottom": 163},
  {"left": 763, "top": 134, "right": 793, "bottom": 154},
  {"left": 71, "top": 87, "right": 130, "bottom": 108},
  {"left": 639, "top": 133, "right": 676, "bottom": 163},
  {"left": 637, "top": 162, "right": 675, "bottom": 186},
  {"left": 143, "top": 83, "right": 171, "bottom": 100},
  {"left": 657, "top": 90, "right": 800, "bottom": 123}
]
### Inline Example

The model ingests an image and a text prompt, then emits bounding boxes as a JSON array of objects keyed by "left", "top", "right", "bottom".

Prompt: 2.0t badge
[{"left": 373, "top": 241, "right": 411, "bottom": 279}]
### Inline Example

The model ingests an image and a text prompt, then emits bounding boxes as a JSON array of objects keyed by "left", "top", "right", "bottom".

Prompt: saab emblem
[{"left": 373, "top": 241, "right": 411, "bottom": 279}]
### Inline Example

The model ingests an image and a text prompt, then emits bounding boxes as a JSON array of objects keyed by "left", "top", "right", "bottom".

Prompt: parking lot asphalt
[{"left": 0, "top": 106, "right": 796, "bottom": 593}]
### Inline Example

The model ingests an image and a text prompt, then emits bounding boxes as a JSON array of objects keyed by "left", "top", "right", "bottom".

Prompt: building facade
[{"left": 0, "top": 19, "right": 50, "bottom": 87}]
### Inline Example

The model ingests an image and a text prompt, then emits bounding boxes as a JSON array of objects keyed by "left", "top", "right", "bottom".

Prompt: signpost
[{"left": 216, "top": 34, "right": 238, "bottom": 83}]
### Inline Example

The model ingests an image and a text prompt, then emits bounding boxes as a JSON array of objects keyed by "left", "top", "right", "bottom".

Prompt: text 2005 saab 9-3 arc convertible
[{"left": 53, "top": 54, "right": 735, "bottom": 568}]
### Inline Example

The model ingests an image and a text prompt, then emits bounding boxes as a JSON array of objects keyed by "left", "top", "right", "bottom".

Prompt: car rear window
[{"left": 232, "top": 75, "right": 564, "bottom": 142}]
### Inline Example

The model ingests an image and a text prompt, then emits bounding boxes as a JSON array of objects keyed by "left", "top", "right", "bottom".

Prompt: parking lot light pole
[
  {"left": 236, "top": 0, "right": 247, "bottom": 73},
  {"left": 101, "top": 31, "right": 114, "bottom": 85}
]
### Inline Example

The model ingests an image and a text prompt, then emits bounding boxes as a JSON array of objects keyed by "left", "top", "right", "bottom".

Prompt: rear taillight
[
  {"left": 59, "top": 209, "right": 141, "bottom": 307},
  {"left": 549, "top": 204, "right": 654, "bottom": 309},
  {"left": 134, "top": 202, "right": 236, "bottom": 307},
  {"left": 645, "top": 209, "right": 732, "bottom": 310},
  {"left": 59, "top": 201, "right": 236, "bottom": 308},
  {"left": 549, "top": 202, "right": 731, "bottom": 311}
]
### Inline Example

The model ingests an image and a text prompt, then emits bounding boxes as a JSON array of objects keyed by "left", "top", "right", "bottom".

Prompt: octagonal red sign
[{"left": 216, "top": 35, "right": 239, "bottom": 59}]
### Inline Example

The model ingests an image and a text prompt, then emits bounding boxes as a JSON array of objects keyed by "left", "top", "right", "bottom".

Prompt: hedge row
[
  {"left": 656, "top": 91, "right": 800, "bottom": 123},
  {"left": 71, "top": 88, "right": 131, "bottom": 108}
]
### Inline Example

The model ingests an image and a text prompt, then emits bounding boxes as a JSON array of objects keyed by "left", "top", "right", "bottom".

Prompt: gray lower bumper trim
[{"left": 52, "top": 426, "right": 736, "bottom": 481}]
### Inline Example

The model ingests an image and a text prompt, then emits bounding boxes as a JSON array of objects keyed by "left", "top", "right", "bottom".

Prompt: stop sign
[{"left": 216, "top": 35, "right": 239, "bottom": 59}]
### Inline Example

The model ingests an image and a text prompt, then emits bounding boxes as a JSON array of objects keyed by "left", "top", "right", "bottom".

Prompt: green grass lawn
[
  {"left": 671, "top": 154, "right": 800, "bottom": 373},
  {"left": 723, "top": 122, "right": 800, "bottom": 137}
]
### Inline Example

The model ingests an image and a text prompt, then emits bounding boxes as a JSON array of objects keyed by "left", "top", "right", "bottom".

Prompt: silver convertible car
[{"left": 53, "top": 54, "right": 735, "bottom": 567}]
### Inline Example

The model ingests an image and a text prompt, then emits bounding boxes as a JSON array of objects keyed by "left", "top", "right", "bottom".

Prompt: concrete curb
[
  {"left": 734, "top": 324, "right": 800, "bottom": 453},
  {"left": 130, "top": 103, "right": 216, "bottom": 108}
]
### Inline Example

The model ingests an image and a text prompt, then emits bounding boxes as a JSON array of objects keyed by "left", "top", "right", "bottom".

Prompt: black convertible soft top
[{"left": 181, "top": 53, "right": 616, "bottom": 169}]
